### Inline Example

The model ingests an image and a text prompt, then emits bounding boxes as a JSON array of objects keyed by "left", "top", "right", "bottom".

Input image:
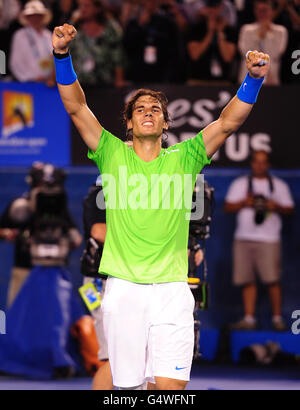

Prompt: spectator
[
  {"left": 0, "top": 0, "right": 21, "bottom": 78},
  {"left": 9, "top": 0, "right": 55, "bottom": 85},
  {"left": 123, "top": 0, "right": 181, "bottom": 83},
  {"left": 186, "top": 0, "right": 237, "bottom": 26},
  {"left": 44, "top": 0, "right": 77, "bottom": 29},
  {"left": 273, "top": 0, "right": 300, "bottom": 47},
  {"left": 160, "top": 0, "right": 189, "bottom": 32},
  {"left": 186, "top": 0, "right": 238, "bottom": 84},
  {"left": 70, "top": 0, "right": 126, "bottom": 87},
  {"left": 271, "top": 0, "right": 300, "bottom": 83},
  {"left": 101, "top": 0, "right": 123, "bottom": 20},
  {"left": 233, "top": 0, "right": 256, "bottom": 26},
  {"left": 224, "top": 151, "right": 295, "bottom": 331},
  {"left": 238, "top": 0, "right": 288, "bottom": 85},
  {"left": 120, "top": 0, "right": 142, "bottom": 28}
]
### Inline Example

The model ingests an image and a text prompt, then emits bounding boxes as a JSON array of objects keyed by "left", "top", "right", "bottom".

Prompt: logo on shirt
[
  {"left": 175, "top": 366, "right": 188, "bottom": 370},
  {"left": 163, "top": 148, "right": 180, "bottom": 155},
  {"left": 1, "top": 91, "right": 34, "bottom": 138},
  {"left": 243, "top": 82, "right": 247, "bottom": 92}
]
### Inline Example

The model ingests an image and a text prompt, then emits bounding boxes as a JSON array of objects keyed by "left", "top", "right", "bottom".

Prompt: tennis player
[{"left": 52, "top": 24, "right": 270, "bottom": 390}]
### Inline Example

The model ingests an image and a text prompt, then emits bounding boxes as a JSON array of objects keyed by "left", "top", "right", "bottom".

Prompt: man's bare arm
[
  {"left": 90, "top": 223, "right": 107, "bottom": 244},
  {"left": 52, "top": 24, "right": 102, "bottom": 152},
  {"left": 202, "top": 51, "right": 270, "bottom": 158}
]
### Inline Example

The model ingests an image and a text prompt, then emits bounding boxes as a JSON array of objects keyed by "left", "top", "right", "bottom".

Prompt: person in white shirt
[
  {"left": 238, "top": 0, "right": 288, "bottom": 85},
  {"left": 9, "top": 0, "right": 55, "bottom": 85},
  {"left": 224, "top": 150, "right": 294, "bottom": 331}
]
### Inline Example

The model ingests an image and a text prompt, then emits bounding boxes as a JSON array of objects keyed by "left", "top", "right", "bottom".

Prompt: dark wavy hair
[{"left": 77, "top": 0, "right": 108, "bottom": 25}]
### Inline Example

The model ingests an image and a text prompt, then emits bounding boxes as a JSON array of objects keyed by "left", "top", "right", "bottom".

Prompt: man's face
[
  {"left": 254, "top": 2, "right": 273, "bottom": 23},
  {"left": 206, "top": 5, "right": 223, "bottom": 19},
  {"left": 26, "top": 14, "right": 44, "bottom": 29},
  {"left": 127, "top": 95, "right": 168, "bottom": 140},
  {"left": 77, "top": 0, "right": 99, "bottom": 20},
  {"left": 251, "top": 152, "right": 270, "bottom": 177},
  {"left": 143, "top": 0, "right": 159, "bottom": 13}
]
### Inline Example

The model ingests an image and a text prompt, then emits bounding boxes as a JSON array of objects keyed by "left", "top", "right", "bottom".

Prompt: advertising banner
[
  {"left": 0, "top": 82, "right": 70, "bottom": 166},
  {"left": 72, "top": 84, "right": 300, "bottom": 168}
]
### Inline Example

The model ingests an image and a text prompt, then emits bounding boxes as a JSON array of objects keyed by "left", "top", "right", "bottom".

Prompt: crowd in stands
[{"left": 1, "top": 0, "right": 300, "bottom": 86}]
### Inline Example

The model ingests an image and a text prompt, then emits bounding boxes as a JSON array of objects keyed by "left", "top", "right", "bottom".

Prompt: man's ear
[
  {"left": 163, "top": 122, "right": 169, "bottom": 131},
  {"left": 127, "top": 119, "right": 132, "bottom": 130}
]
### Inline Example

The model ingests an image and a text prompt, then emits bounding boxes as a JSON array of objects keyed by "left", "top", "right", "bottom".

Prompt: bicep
[
  {"left": 202, "top": 119, "right": 226, "bottom": 158},
  {"left": 57, "top": 81, "right": 102, "bottom": 152},
  {"left": 202, "top": 96, "right": 252, "bottom": 158},
  {"left": 70, "top": 104, "right": 103, "bottom": 152},
  {"left": 91, "top": 223, "right": 107, "bottom": 244}
]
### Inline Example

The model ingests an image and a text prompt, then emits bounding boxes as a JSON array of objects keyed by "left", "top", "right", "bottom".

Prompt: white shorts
[{"left": 101, "top": 277, "right": 195, "bottom": 388}]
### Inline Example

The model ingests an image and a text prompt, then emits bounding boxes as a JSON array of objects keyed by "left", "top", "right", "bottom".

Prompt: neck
[
  {"left": 30, "top": 26, "right": 43, "bottom": 33},
  {"left": 133, "top": 136, "right": 162, "bottom": 162},
  {"left": 258, "top": 19, "right": 271, "bottom": 26},
  {"left": 253, "top": 174, "right": 268, "bottom": 179}
]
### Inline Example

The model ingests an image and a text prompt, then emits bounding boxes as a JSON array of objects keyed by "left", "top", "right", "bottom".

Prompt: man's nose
[{"left": 144, "top": 110, "right": 153, "bottom": 117}]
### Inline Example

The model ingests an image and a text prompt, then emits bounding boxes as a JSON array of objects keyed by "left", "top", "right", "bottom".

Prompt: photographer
[
  {"left": 81, "top": 177, "right": 108, "bottom": 361},
  {"left": 0, "top": 163, "right": 81, "bottom": 308},
  {"left": 0, "top": 163, "right": 97, "bottom": 379},
  {"left": 0, "top": 162, "right": 75, "bottom": 307},
  {"left": 224, "top": 150, "right": 294, "bottom": 331},
  {"left": 0, "top": 196, "right": 32, "bottom": 308}
]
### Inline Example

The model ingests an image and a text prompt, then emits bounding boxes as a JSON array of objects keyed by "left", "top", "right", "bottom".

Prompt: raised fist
[
  {"left": 52, "top": 24, "right": 77, "bottom": 54},
  {"left": 246, "top": 50, "right": 270, "bottom": 79}
]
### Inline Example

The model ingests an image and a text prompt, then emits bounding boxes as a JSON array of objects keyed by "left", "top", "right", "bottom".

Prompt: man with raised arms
[{"left": 52, "top": 24, "right": 270, "bottom": 390}]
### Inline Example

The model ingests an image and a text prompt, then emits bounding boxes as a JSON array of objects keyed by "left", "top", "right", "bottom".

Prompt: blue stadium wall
[
  {"left": 1, "top": 167, "right": 299, "bottom": 332},
  {"left": 0, "top": 82, "right": 299, "bottom": 333}
]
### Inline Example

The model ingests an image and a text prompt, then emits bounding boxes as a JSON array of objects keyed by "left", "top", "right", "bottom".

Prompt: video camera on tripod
[
  {"left": 188, "top": 179, "right": 215, "bottom": 311},
  {"left": 9, "top": 163, "right": 76, "bottom": 266},
  {"left": 188, "top": 179, "right": 214, "bottom": 361}
]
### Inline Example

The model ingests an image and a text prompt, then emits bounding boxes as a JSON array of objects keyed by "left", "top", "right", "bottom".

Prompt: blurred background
[{"left": 0, "top": 0, "right": 300, "bottom": 390}]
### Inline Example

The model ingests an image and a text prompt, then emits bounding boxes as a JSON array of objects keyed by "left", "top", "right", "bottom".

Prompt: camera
[
  {"left": 25, "top": 163, "right": 75, "bottom": 266},
  {"left": 80, "top": 183, "right": 107, "bottom": 279},
  {"left": 80, "top": 237, "right": 107, "bottom": 279},
  {"left": 188, "top": 180, "right": 214, "bottom": 310},
  {"left": 253, "top": 194, "right": 267, "bottom": 225},
  {"left": 189, "top": 180, "right": 215, "bottom": 240}
]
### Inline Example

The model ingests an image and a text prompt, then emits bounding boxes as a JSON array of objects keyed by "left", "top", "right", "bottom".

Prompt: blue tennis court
[{"left": 1, "top": 364, "right": 299, "bottom": 390}]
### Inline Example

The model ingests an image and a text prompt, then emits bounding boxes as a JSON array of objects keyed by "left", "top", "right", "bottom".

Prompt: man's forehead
[
  {"left": 252, "top": 152, "right": 269, "bottom": 162},
  {"left": 134, "top": 96, "right": 161, "bottom": 107}
]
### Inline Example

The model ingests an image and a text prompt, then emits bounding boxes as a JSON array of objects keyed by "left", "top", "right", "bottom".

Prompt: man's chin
[{"left": 135, "top": 132, "right": 162, "bottom": 140}]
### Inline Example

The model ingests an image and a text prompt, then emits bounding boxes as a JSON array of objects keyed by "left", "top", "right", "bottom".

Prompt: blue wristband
[
  {"left": 53, "top": 52, "right": 77, "bottom": 85},
  {"left": 237, "top": 73, "right": 264, "bottom": 104}
]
